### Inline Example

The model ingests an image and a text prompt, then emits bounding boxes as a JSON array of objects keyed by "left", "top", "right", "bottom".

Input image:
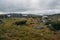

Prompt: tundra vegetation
[{"left": 0, "top": 16, "right": 60, "bottom": 40}]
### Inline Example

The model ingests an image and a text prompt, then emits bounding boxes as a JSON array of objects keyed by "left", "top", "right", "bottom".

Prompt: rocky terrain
[{"left": 0, "top": 13, "right": 60, "bottom": 40}]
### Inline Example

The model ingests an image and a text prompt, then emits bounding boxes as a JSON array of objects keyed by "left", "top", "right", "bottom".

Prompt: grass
[{"left": 0, "top": 18, "right": 60, "bottom": 40}]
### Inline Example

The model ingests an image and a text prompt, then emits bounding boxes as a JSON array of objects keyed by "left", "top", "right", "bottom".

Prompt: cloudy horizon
[{"left": 0, "top": 0, "right": 60, "bottom": 14}]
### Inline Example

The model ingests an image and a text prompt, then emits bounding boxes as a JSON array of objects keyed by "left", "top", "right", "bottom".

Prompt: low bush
[
  {"left": 51, "top": 22, "right": 60, "bottom": 31},
  {"left": 0, "top": 20, "right": 4, "bottom": 25},
  {"left": 14, "top": 20, "right": 27, "bottom": 25},
  {"left": 45, "top": 21, "right": 60, "bottom": 31}
]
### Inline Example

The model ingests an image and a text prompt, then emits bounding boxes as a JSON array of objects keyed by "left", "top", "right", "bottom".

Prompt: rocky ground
[{"left": 0, "top": 18, "right": 60, "bottom": 40}]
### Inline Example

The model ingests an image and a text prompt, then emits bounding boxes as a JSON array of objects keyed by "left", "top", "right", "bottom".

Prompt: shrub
[
  {"left": 14, "top": 20, "right": 27, "bottom": 25},
  {"left": 46, "top": 22, "right": 60, "bottom": 31},
  {"left": 0, "top": 20, "right": 4, "bottom": 25},
  {"left": 51, "top": 22, "right": 60, "bottom": 31}
]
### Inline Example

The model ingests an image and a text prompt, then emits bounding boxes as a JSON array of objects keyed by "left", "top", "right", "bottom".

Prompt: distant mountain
[{"left": 0, "top": 12, "right": 60, "bottom": 19}]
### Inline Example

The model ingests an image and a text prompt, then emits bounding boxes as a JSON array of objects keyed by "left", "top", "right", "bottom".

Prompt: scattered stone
[{"left": 33, "top": 26, "right": 44, "bottom": 30}]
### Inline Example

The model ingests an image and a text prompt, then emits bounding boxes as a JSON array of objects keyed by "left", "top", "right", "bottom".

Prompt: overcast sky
[{"left": 0, "top": 0, "right": 60, "bottom": 14}]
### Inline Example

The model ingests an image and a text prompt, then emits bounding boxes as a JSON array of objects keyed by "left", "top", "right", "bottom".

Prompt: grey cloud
[{"left": 0, "top": 0, "right": 60, "bottom": 13}]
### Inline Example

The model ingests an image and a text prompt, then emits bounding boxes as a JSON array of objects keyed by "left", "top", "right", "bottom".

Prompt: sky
[{"left": 0, "top": 0, "right": 60, "bottom": 14}]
